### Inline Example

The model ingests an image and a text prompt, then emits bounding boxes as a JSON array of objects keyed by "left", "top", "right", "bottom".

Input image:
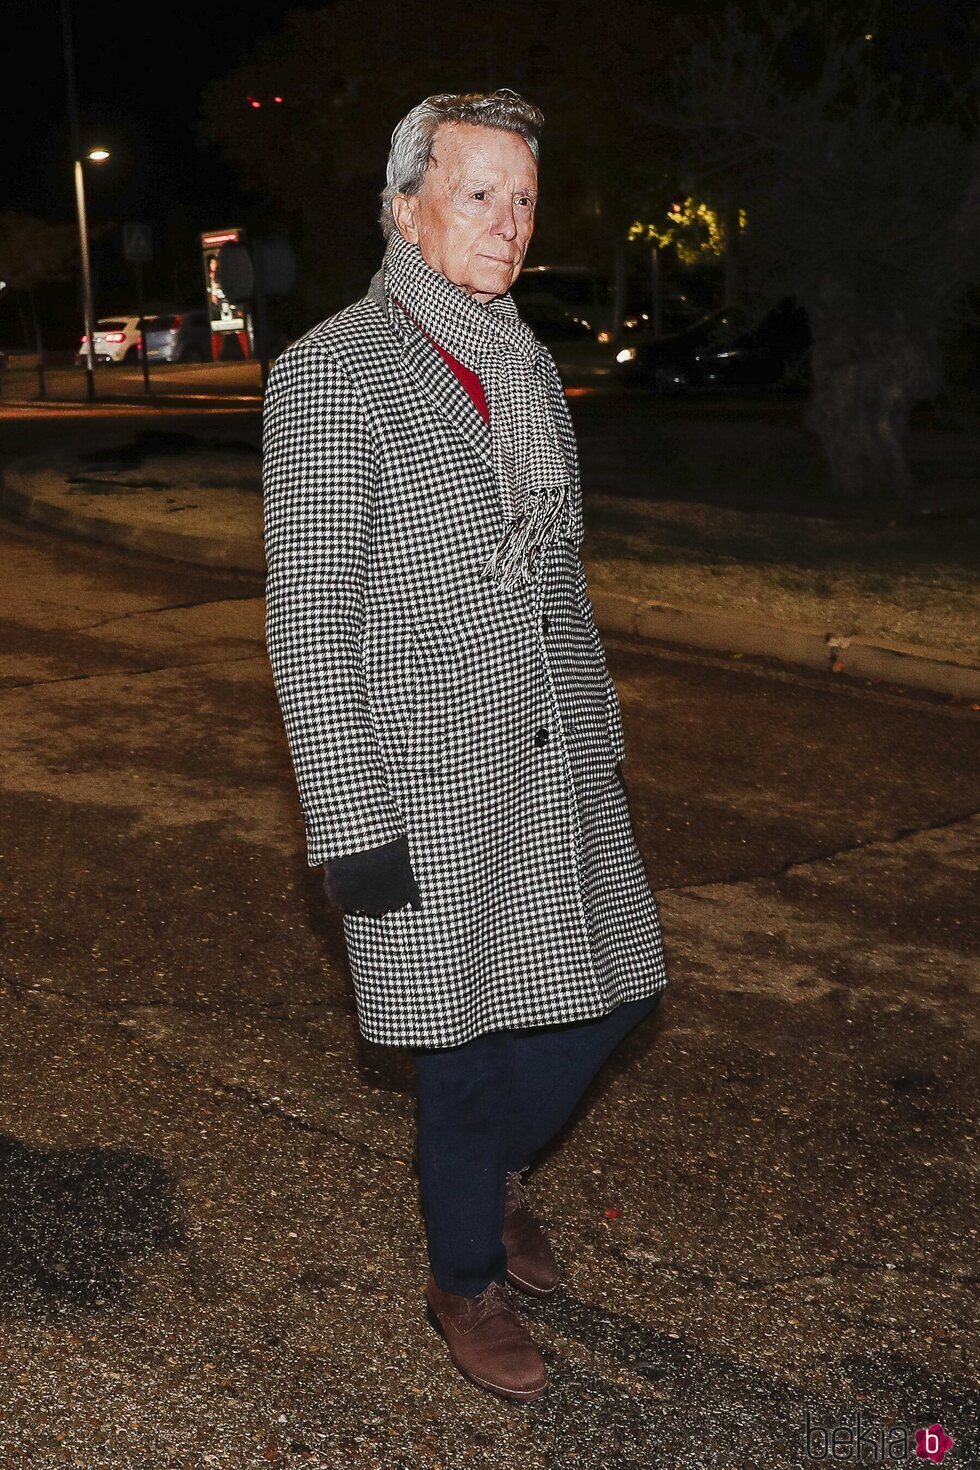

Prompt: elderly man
[{"left": 263, "top": 88, "right": 669, "bottom": 1403}]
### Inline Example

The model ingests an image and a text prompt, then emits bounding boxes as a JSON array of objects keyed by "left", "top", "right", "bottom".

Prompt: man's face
[{"left": 392, "top": 123, "right": 538, "bottom": 303}]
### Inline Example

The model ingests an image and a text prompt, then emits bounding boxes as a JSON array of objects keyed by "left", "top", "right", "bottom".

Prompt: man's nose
[{"left": 490, "top": 204, "right": 518, "bottom": 240}]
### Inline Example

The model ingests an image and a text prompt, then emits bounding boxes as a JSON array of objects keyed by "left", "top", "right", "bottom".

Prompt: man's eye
[
  {"left": 472, "top": 191, "right": 487, "bottom": 201},
  {"left": 518, "top": 197, "right": 535, "bottom": 208}
]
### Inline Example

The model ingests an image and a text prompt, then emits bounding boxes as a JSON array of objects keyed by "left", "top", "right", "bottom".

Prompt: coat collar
[{"left": 367, "top": 265, "right": 494, "bottom": 467}]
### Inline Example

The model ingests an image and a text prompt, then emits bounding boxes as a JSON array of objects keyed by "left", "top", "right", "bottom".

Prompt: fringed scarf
[{"left": 368, "top": 232, "right": 572, "bottom": 590}]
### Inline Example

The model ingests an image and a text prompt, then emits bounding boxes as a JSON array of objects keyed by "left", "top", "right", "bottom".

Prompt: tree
[
  {"left": 0, "top": 212, "right": 77, "bottom": 395},
  {"left": 645, "top": 3, "right": 980, "bottom": 504},
  {"left": 0, "top": 212, "right": 76, "bottom": 300}
]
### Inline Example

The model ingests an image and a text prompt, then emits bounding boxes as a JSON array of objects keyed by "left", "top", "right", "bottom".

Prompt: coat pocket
[
  {"left": 403, "top": 610, "right": 533, "bottom": 771},
  {"left": 362, "top": 622, "right": 419, "bottom": 767}
]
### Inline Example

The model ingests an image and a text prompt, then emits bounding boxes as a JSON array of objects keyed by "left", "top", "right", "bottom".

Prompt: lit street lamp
[{"left": 73, "top": 146, "right": 110, "bottom": 403}]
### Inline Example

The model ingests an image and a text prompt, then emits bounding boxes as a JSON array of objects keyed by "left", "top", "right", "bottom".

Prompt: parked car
[
  {"left": 512, "top": 266, "right": 611, "bottom": 336},
  {"left": 143, "top": 309, "right": 211, "bottom": 364},
  {"left": 512, "top": 265, "right": 709, "bottom": 342},
  {"left": 76, "top": 316, "right": 142, "bottom": 365},
  {"left": 76, "top": 308, "right": 212, "bottom": 366},
  {"left": 612, "top": 300, "right": 811, "bottom": 392},
  {"left": 514, "top": 293, "right": 595, "bottom": 342},
  {"left": 620, "top": 294, "right": 706, "bottom": 340},
  {"left": 512, "top": 291, "right": 613, "bottom": 381}
]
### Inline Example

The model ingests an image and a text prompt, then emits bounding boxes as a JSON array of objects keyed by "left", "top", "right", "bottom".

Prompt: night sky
[
  {"left": 3, "top": 0, "right": 324, "bottom": 328},
  {"left": 9, "top": 0, "right": 978, "bottom": 220},
  {"left": 6, "top": 0, "right": 325, "bottom": 222}
]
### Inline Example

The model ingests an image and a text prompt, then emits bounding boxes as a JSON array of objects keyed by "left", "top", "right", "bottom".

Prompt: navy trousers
[{"left": 411, "top": 992, "right": 662, "bottom": 1297}]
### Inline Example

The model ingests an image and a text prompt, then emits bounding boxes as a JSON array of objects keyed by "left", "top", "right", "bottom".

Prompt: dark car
[
  {"left": 144, "top": 309, "right": 211, "bottom": 364},
  {"left": 514, "top": 292, "right": 595, "bottom": 342},
  {"left": 512, "top": 289, "right": 613, "bottom": 381},
  {"left": 513, "top": 264, "right": 708, "bottom": 341},
  {"left": 613, "top": 299, "right": 811, "bottom": 392},
  {"left": 512, "top": 266, "right": 610, "bottom": 335}
]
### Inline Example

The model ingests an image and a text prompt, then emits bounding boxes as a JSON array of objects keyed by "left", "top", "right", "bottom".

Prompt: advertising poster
[{"left": 201, "top": 228, "right": 251, "bottom": 359}]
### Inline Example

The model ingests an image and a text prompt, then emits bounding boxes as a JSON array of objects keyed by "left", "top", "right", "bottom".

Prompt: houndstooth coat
[{"left": 262, "top": 272, "right": 669, "bottom": 1048}]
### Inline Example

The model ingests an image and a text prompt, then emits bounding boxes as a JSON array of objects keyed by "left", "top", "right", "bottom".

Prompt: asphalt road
[
  {"left": 1, "top": 514, "right": 978, "bottom": 1469},
  {"left": 4, "top": 361, "right": 974, "bottom": 523},
  {"left": 0, "top": 360, "right": 263, "bottom": 403}
]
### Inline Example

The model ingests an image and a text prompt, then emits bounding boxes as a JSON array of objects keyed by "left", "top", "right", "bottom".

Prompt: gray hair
[{"left": 379, "top": 88, "right": 544, "bottom": 242}]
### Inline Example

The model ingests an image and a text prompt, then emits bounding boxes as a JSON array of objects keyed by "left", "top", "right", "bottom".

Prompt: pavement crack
[
  {"left": 771, "top": 807, "right": 980, "bottom": 881},
  {"left": 67, "top": 594, "right": 261, "bottom": 635},
  {"left": 212, "top": 1080, "right": 406, "bottom": 1165},
  {"left": 0, "top": 650, "right": 267, "bottom": 691},
  {"left": 1, "top": 975, "right": 404, "bottom": 1167},
  {"left": 658, "top": 807, "right": 979, "bottom": 894},
  {"left": 0, "top": 973, "right": 349, "bottom": 1023}
]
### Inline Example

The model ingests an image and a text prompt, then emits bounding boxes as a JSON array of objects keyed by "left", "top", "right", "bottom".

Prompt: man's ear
[{"left": 392, "top": 193, "right": 420, "bottom": 244}]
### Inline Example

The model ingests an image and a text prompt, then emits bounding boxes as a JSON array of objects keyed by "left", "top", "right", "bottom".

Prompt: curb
[
  {"left": 590, "top": 591, "right": 979, "bottom": 702},
  {"left": 1, "top": 455, "right": 265, "bottom": 575},
  {"left": 3, "top": 455, "right": 978, "bottom": 703}
]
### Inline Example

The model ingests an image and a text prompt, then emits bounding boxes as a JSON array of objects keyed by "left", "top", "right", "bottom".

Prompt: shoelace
[{"left": 470, "top": 1280, "right": 513, "bottom": 1325}]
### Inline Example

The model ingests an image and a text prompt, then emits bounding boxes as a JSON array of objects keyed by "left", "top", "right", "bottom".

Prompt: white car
[{"left": 76, "top": 316, "right": 142, "bottom": 365}]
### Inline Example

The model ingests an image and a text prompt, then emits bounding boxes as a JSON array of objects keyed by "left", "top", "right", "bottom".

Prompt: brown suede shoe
[
  {"left": 503, "top": 1169, "right": 561, "bottom": 1298},
  {"left": 424, "top": 1278, "right": 548, "bottom": 1402}
]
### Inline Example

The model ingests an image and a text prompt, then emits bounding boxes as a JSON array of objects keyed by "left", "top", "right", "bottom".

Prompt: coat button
[
  {"left": 534, "top": 727, "right": 549, "bottom": 747},
  {"left": 541, "top": 613, "right": 550, "bottom": 634}
]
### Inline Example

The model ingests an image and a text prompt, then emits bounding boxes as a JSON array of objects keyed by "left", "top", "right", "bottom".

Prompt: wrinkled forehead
[{"left": 427, "top": 122, "right": 538, "bottom": 190}]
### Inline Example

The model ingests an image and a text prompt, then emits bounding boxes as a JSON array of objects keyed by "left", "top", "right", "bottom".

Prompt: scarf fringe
[{"left": 481, "top": 480, "right": 569, "bottom": 590}]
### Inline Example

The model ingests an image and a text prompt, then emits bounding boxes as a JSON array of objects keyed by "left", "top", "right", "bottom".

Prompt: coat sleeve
[{"left": 262, "top": 341, "right": 406, "bottom": 866}]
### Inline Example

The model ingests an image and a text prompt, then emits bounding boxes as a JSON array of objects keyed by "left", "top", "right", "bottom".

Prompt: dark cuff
[{"left": 323, "top": 833, "right": 422, "bottom": 917}]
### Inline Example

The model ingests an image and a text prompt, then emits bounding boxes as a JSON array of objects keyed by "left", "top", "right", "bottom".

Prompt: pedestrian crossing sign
[{"left": 123, "top": 223, "right": 153, "bottom": 263}]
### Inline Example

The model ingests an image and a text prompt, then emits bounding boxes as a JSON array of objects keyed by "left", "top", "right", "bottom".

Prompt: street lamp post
[
  {"left": 61, "top": 0, "right": 107, "bottom": 404},
  {"left": 72, "top": 155, "right": 98, "bottom": 402}
]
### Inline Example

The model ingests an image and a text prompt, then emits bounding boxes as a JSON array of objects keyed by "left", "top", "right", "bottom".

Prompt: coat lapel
[
  {"left": 396, "top": 316, "right": 494, "bottom": 468},
  {"left": 367, "top": 272, "right": 494, "bottom": 467}
]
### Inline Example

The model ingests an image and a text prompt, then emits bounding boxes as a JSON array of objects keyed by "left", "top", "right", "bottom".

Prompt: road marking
[{"left": 0, "top": 404, "right": 257, "bottom": 420}]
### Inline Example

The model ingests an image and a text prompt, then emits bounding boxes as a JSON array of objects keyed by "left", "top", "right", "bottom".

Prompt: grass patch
[{"left": 582, "top": 497, "right": 980, "bottom": 658}]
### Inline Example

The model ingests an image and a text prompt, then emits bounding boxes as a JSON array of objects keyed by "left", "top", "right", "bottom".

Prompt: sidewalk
[{"left": 2, "top": 437, "right": 978, "bottom": 702}]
